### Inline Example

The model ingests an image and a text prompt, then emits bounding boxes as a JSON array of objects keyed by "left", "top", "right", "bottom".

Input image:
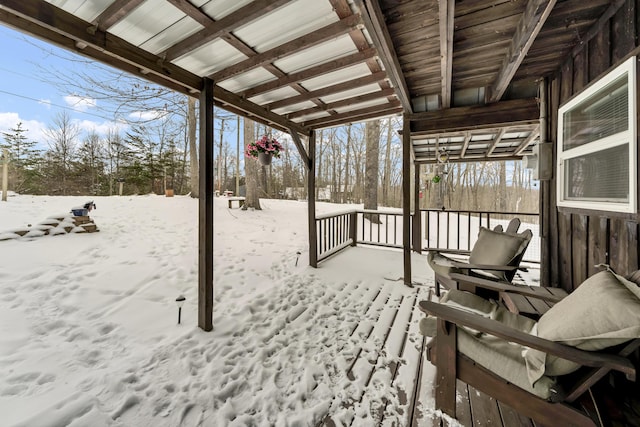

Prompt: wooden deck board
[{"left": 314, "top": 279, "right": 539, "bottom": 427}]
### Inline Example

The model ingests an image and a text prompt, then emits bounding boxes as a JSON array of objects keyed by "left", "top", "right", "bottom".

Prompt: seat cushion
[
  {"left": 524, "top": 270, "right": 640, "bottom": 385},
  {"left": 468, "top": 227, "right": 529, "bottom": 281},
  {"left": 458, "top": 328, "right": 559, "bottom": 400}
]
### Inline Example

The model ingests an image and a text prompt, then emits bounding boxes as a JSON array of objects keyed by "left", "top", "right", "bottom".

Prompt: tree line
[
  {"left": 2, "top": 51, "right": 538, "bottom": 213},
  {"left": 1, "top": 107, "right": 539, "bottom": 215}
]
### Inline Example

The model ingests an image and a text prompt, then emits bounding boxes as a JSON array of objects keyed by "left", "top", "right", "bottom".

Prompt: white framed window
[{"left": 557, "top": 56, "right": 637, "bottom": 213}]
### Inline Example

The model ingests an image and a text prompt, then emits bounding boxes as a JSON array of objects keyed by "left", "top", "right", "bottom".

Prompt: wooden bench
[{"left": 227, "top": 196, "right": 245, "bottom": 208}]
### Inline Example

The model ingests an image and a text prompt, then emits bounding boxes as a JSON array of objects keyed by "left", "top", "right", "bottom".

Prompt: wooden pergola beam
[
  {"left": 289, "top": 129, "right": 311, "bottom": 170},
  {"left": 570, "top": 0, "right": 626, "bottom": 58},
  {"left": 410, "top": 98, "right": 540, "bottom": 135},
  {"left": 0, "top": 0, "right": 309, "bottom": 137},
  {"left": 265, "top": 71, "right": 387, "bottom": 111},
  {"left": 164, "top": 0, "right": 293, "bottom": 61},
  {"left": 92, "top": 0, "right": 145, "bottom": 32},
  {"left": 209, "top": 14, "right": 362, "bottom": 82},
  {"left": 286, "top": 88, "right": 396, "bottom": 120},
  {"left": 302, "top": 103, "right": 403, "bottom": 129},
  {"left": 166, "top": 0, "right": 212, "bottom": 27},
  {"left": 514, "top": 127, "right": 540, "bottom": 155},
  {"left": 460, "top": 132, "right": 472, "bottom": 158},
  {"left": 354, "top": 0, "right": 413, "bottom": 112},
  {"left": 439, "top": 0, "right": 454, "bottom": 108},
  {"left": 416, "top": 155, "right": 528, "bottom": 165},
  {"left": 241, "top": 48, "right": 377, "bottom": 99},
  {"left": 487, "top": 0, "right": 556, "bottom": 103},
  {"left": 486, "top": 128, "right": 506, "bottom": 157}
]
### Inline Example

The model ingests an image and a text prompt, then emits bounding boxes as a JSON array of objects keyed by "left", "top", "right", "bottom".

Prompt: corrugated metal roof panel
[
  {"left": 200, "top": 0, "right": 256, "bottom": 20},
  {"left": 272, "top": 101, "right": 318, "bottom": 115},
  {"left": 320, "top": 83, "right": 381, "bottom": 103},
  {"left": 173, "top": 39, "right": 247, "bottom": 76},
  {"left": 291, "top": 111, "right": 331, "bottom": 123},
  {"left": 109, "top": 0, "right": 187, "bottom": 47},
  {"left": 234, "top": 0, "right": 337, "bottom": 53},
  {"left": 273, "top": 36, "right": 357, "bottom": 74},
  {"left": 301, "top": 63, "right": 373, "bottom": 91},
  {"left": 333, "top": 97, "right": 389, "bottom": 114},
  {"left": 249, "top": 87, "right": 302, "bottom": 105},
  {"left": 218, "top": 68, "right": 278, "bottom": 93},
  {"left": 140, "top": 19, "right": 203, "bottom": 55},
  {"left": 47, "top": 0, "right": 109, "bottom": 22}
]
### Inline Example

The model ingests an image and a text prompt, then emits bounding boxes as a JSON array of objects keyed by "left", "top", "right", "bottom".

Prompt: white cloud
[
  {"left": 63, "top": 95, "right": 97, "bottom": 112},
  {"left": 75, "top": 119, "right": 129, "bottom": 136},
  {"left": 0, "top": 112, "right": 48, "bottom": 147},
  {"left": 128, "top": 110, "right": 168, "bottom": 121},
  {"left": 38, "top": 99, "right": 52, "bottom": 109}
]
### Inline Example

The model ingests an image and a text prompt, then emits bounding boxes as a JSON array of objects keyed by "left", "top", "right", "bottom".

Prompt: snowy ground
[{"left": 0, "top": 195, "right": 443, "bottom": 426}]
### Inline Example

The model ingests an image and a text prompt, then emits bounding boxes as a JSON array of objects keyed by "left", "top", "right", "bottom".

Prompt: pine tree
[{"left": 2, "top": 122, "right": 43, "bottom": 194}]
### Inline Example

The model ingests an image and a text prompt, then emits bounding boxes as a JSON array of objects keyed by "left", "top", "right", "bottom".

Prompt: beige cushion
[
  {"left": 421, "top": 290, "right": 555, "bottom": 398},
  {"left": 458, "top": 328, "right": 559, "bottom": 400},
  {"left": 468, "top": 227, "right": 529, "bottom": 281},
  {"left": 524, "top": 271, "right": 640, "bottom": 385}
]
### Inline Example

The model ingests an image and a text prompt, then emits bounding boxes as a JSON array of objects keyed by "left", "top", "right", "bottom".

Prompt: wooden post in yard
[
  {"left": 2, "top": 148, "right": 8, "bottom": 202},
  {"left": 198, "top": 78, "right": 215, "bottom": 331}
]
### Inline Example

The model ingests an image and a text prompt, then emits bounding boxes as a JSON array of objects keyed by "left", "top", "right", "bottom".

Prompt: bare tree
[
  {"left": 364, "top": 120, "right": 381, "bottom": 223},
  {"left": 44, "top": 111, "right": 79, "bottom": 195},
  {"left": 188, "top": 97, "right": 198, "bottom": 197}
]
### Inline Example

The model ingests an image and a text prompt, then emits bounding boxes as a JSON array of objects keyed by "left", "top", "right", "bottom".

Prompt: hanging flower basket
[
  {"left": 258, "top": 152, "right": 272, "bottom": 166},
  {"left": 245, "top": 135, "right": 283, "bottom": 166}
]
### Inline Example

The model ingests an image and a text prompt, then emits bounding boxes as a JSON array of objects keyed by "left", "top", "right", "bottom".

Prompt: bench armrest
[
  {"left": 419, "top": 300, "right": 635, "bottom": 380},
  {"left": 449, "top": 273, "right": 565, "bottom": 303},
  {"left": 449, "top": 261, "right": 519, "bottom": 272}
]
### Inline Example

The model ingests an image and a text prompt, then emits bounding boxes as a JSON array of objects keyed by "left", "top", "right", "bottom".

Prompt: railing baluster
[
  {"left": 467, "top": 211, "right": 471, "bottom": 251},
  {"left": 456, "top": 212, "right": 460, "bottom": 250},
  {"left": 446, "top": 211, "right": 450, "bottom": 249}
]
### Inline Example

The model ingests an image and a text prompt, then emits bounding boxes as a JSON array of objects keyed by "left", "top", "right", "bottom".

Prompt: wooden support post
[
  {"left": 402, "top": 115, "right": 412, "bottom": 286},
  {"left": 1, "top": 148, "right": 8, "bottom": 202},
  {"left": 413, "top": 162, "right": 422, "bottom": 253},
  {"left": 308, "top": 130, "right": 318, "bottom": 268},
  {"left": 349, "top": 211, "right": 357, "bottom": 246},
  {"left": 198, "top": 78, "right": 214, "bottom": 331},
  {"left": 539, "top": 78, "right": 550, "bottom": 287}
]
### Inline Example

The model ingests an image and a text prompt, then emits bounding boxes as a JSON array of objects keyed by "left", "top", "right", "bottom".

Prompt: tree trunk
[
  {"left": 243, "top": 119, "right": 261, "bottom": 210},
  {"left": 188, "top": 97, "right": 199, "bottom": 197},
  {"left": 383, "top": 117, "right": 392, "bottom": 206},
  {"left": 344, "top": 125, "right": 351, "bottom": 203},
  {"left": 364, "top": 120, "right": 381, "bottom": 223}
]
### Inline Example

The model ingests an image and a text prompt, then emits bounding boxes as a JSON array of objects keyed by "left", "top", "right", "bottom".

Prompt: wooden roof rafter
[
  {"left": 514, "top": 127, "right": 540, "bottom": 155},
  {"left": 487, "top": 0, "right": 556, "bottom": 103},
  {"left": 90, "top": 0, "right": 145, "bottom": 32},
  {"left": 301, "top": 101, "right": 402, "bottom": 129},
  {"left": 354, "top": 0, "right": 413, "bottom": 113},
  {"left": 209, "top": 14, "right": 363, "bottom": 82},
  {"left": 163, "top": 0, "right": 293, "bottom": 62},
  {"left": 439, "top": 0, "right": 454, "bottom": 109},
  {"left": 264, "top": 71, "right": 388, "bottom": 111},
  {"left": 486, "top": 128, "right": 506, "bottom": 157},
  {"left": 241, "top": 48, "right": 378, "bottom": 99}
]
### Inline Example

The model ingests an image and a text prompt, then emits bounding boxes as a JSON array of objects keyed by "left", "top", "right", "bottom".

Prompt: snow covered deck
[{"left": 0, "top": 195, "right": 540, "bottom": 426}]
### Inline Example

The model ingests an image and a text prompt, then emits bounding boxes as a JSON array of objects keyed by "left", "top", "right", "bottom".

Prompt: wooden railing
[
  {"left": 315, "top": 209, "right": 540, "bottom": 264},
  {"left": 417, "top": 210, "right": 540, "bottom": 263}
]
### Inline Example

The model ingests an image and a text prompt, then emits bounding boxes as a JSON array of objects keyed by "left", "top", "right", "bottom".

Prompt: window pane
[
  {"left": 565, "top": 144, "right": 629, "bottom": 202},
  {"left": 563, "top": 75, "right": 628, "bottom": 151}
]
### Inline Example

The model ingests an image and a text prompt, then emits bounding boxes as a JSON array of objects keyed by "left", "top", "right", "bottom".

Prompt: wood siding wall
[{"left": 542, "top": 0, "right": 640, "bottom": 290}]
